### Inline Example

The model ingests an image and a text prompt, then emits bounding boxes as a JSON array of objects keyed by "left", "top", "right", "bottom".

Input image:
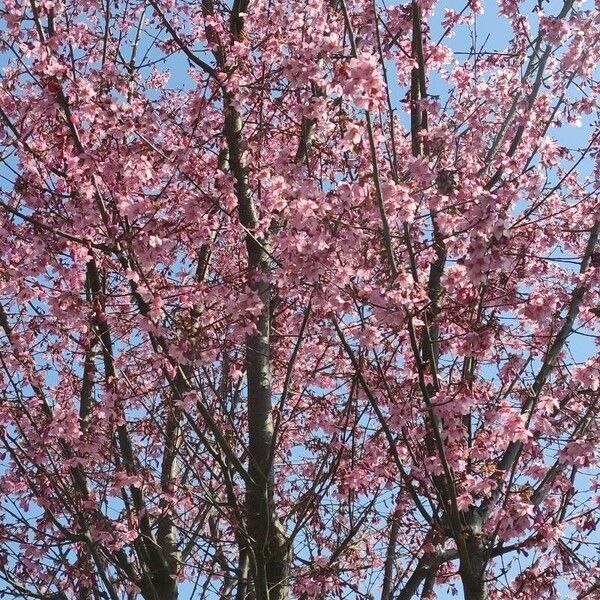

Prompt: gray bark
[{"left": 225, "top": 101, "right": 290, "bottom": 600}]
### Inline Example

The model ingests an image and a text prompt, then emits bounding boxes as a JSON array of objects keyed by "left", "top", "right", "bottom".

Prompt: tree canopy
[{"left": 1, "top": 0, "right": 600, "bottom": 598}]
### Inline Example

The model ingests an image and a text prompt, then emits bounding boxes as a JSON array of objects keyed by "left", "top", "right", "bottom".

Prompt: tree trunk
[
  {"left": 459, "top": 538, "right": 487, "bottom": 600},
  {"left": 139, "top": 575, "right": 178, "bottom": 600},
  {"left": 381, "top": 515, "right": 400, "bottom": 600},
  {"left": 243, "top": 202, "right": 290, "bottom": 600},
  {"left": 225, "top": 99, "right": 290, "bottom": 600}
]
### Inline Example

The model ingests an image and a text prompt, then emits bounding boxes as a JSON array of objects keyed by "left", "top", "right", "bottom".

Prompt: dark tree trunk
[
  {"left": 459, "top": 537, "right": 487, "bottom": 600},
  {"left": 225, "top": 99, "right": 290, "bottom": 600}
]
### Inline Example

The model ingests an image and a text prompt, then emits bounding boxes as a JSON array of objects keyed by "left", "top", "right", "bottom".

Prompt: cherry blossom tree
[{"left": 1, "top": 0, "right": 600, "bottom": 598}]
